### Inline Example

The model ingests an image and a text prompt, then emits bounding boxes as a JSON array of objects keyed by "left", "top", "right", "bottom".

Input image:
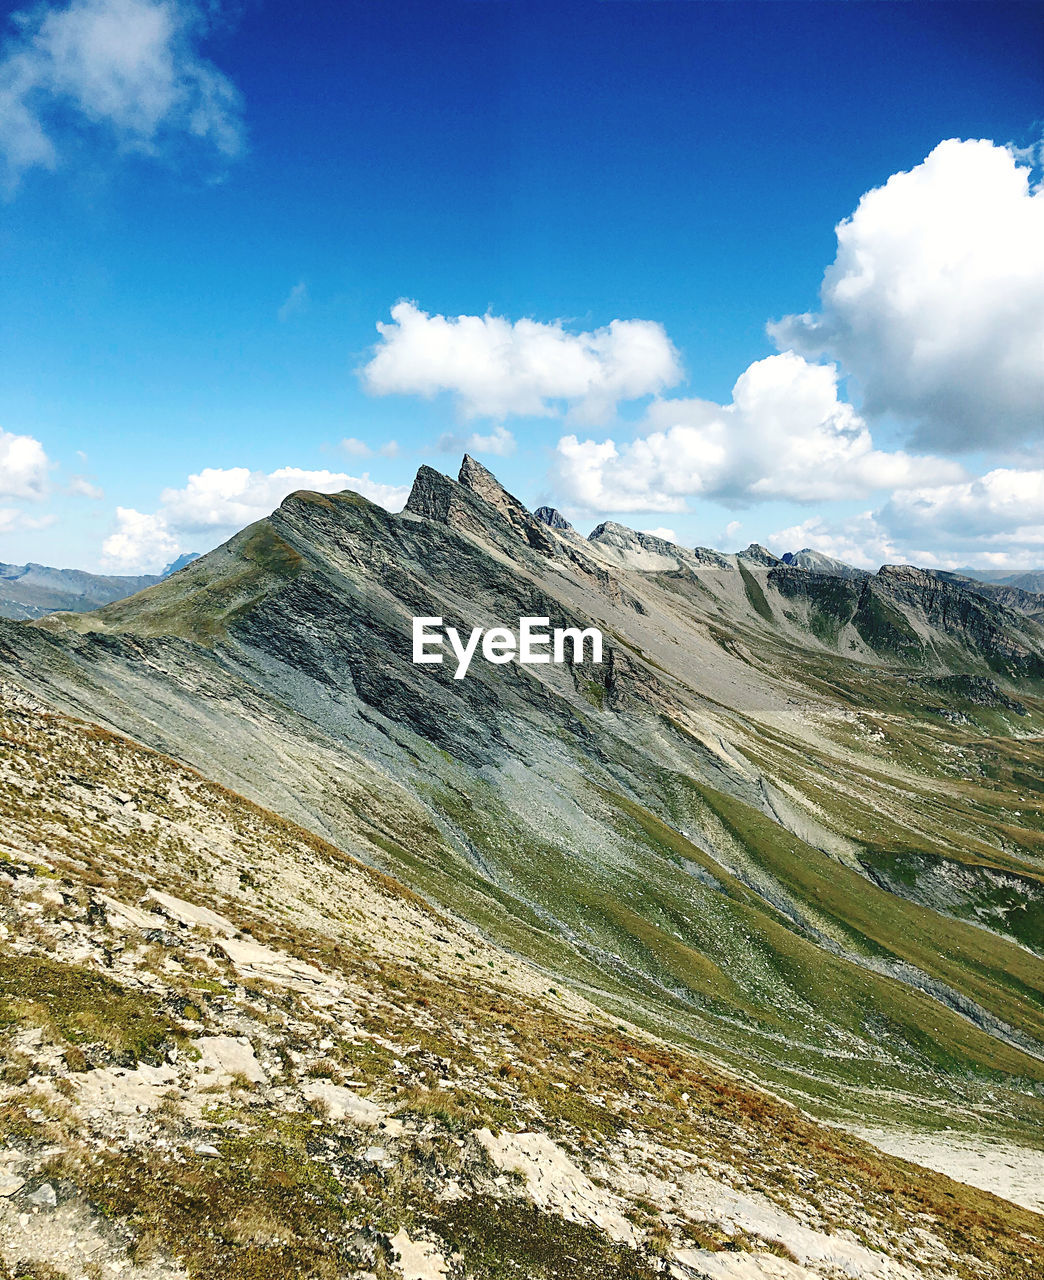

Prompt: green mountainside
[{"left": 1, "top": 457, "right": 1039, "bottom": 1155}]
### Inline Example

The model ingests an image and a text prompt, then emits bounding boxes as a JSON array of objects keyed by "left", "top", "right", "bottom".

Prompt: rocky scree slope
[
  {"left": 0, "top": 460, "right": 1041, "bottom": 1155},
  {"left": 0, "top": 697, "right": 1042, "bottom": 1280}
]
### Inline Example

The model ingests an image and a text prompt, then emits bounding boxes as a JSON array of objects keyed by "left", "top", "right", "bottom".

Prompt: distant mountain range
[
  {"left": 0, "top": 552, "right": 199, "bottom": 620},
  {"left": 954, "top": 567, "right": 1044, "bottom": 593}
]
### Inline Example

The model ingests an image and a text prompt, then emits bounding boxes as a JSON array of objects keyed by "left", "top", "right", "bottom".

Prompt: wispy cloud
[
  {"left": 68, "top": 474, "right": 104, "bottom": 499},
  {"left": 340, "top": 437, "right": 399, "bottom": 459},
  {"left": 0, "top": 508, "right": 56, "bottom": 533},
  {"left": 0, "top": 0, "right": 244, "bottom": 191},
  {"left": 437, "top": 425, "right": 515, "bottom": 458},
  {"left": 278, "top": 281, "right": 308, "bottom": 322}
]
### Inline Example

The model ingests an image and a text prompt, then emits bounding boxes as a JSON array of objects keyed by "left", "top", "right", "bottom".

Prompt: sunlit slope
[
  {"left": 2, "top": 457, "right": 1041, "bottom": 1141},
  {"left": 5, "top": 699, "right": 1040, "bottom": 1279}
]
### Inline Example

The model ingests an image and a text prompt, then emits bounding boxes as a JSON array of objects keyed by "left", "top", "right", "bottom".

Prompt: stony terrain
[
  {"left": 1, "top": 698, "right": 1041, "bottom": 1280},
  {"left": 0, "top": 457, "right": 1041, "bottom": 1275}
]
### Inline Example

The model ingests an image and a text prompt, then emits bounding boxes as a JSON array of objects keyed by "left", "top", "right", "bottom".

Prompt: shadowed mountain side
[{"left": 0, "top": 459, "right": 1042, "bottom": 1147}]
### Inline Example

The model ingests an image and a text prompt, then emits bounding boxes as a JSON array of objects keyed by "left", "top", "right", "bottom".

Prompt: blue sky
[{"left": 1, "top": 0, "right": 1042, "bottom": 572}]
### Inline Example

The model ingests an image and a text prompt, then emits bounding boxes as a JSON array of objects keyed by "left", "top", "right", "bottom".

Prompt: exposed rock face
[
  {"left": 876, "top": 565, "right": 1044, "bottom": 675},
  {"left": 931, "top": 570, "right": 1044, "bottom": 623},
  {"left": 458, "top": 452, "right": 526, "bottom": 520},
  {"left": 407, "top": 459, "right": 560, "bottom": 557},
  {"left": 781, "top": 548, "right": 867, "bottom": 579},
  {"left": 920, "top": 672, "right": 1027, "bottom": 713},
  {"left": 475, "top": 1128, "right": 638, "bottom": 1244},
  {"left": 457, "top": 453, "right": 561, "bottom": 555},
  {"left": 766, "top": 560, "right": 1044, "bottom": 675},
  {"left": 1, "top": 454, "right": 1043, "bottom": 1254},
  {"left": 588, "top": 521, "right": 733, "bottom": 571},
  {"left": 737, "top": 543, "right": 780, "bottom": 567},
  {"left": 534, "top": 505, "right": 573, "bottom": 530}
]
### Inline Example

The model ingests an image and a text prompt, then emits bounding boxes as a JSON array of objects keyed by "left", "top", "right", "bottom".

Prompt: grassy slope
[
  {"left": 12, "top": 487, "right": 1044, "bottom": 1150},
  {"left": 2, "top": 701, "right": 1042, "bottom": 1280}
]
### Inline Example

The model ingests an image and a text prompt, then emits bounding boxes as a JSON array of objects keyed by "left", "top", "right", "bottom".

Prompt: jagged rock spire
[{"left": 534, "top": 506, "right": 572, "bottom": 531}]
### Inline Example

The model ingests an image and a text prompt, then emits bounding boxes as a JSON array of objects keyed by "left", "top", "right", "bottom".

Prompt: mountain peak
[
  {"left": 781, "top": 548, "right": 867, "bottom": 579},
  {"left": 458, "top": 454, "right": 527, "bottom": 521},
  {"left": 405, "top": 460, "right": 558, "bottom": 557},
  {"left": 738, "top": 543, "right": 780, "bottom": 567},
  {"left": 588, "top": 521, "right": 734, "bottom": 571},
  {"left": 162, "top": 552, "right": 200, "bottom": 577},
  {"left": 404, "top": 464, "right": 457, "bottom": 522},
  {"left": 534, "top": 505, "right": 572, "bottom": 531}
]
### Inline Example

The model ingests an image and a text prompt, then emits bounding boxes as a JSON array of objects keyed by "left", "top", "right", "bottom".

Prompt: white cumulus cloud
[
  {"left": 102, "top": 465, "right": 411, "bottom": 572},
  {"left": 767, "top": 469, "right": 1044, "bottom": 570},
  {"left": 0, "top": 0, "right": 243, "bottom": 188},
  {"left": 0, "top": 427, "right": 51, "bottom": 499},
  {"left": 769, "top": 138, "right": 1044, "bottom": 450},
  {"left": 158, "top": 466, "right": 409, "bottom": 533},
  {"left": 880, "top": 469, "right": 1044, "bottom": 548},
  {"left": 554, "top": 353, "right": 962, "bottom": 514},
  {"left": 102, "top": 507, "right": 180, "bottom": 570},
  {"left": 765, "top": 513, "right": 899, "bottom": 571},
  {"left": 361, "top": 301, "right": 682, "bottom": 422},
  {"left": 278, "top": 281, "right": 307, "bottom": 322}
]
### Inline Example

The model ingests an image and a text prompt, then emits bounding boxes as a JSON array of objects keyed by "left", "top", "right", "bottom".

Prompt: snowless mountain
[
  {"left": 0, "top": 554, "right": 200, "bottom": 620},
  {"left": 0, "top": 457, "right": 1041, "bottom": 1278},
  {"left": 780, "top": 548, "right": 868, "bottom": 578}
]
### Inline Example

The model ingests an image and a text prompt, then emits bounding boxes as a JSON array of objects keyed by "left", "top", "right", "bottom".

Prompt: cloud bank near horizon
[{"left": 554, "top": 353, "right": 964, "bottom": 514}]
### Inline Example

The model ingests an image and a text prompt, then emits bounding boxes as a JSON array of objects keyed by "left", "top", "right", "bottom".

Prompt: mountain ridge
[
  {"left": 1, "top": 457, "right": 1043, "bottom": 1272},
  {"left": 0, "top": 463, "right": 1038, "bottom": 1141}
]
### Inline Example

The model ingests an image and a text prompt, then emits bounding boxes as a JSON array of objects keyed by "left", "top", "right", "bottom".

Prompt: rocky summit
[{"left": 0, "top": 458, "right": 1042, "bottom": 1280}]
